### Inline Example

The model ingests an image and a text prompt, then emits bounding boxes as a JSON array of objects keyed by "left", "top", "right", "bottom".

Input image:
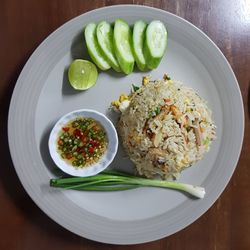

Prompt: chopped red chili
[
  {"left": 89, "top": 147, "right": 95, "bottom": 154},
  {"left": 62, "top": 127, "right": 69, "bottom": 132},
  {"left": 58, "top": 139, "right": 64, "bottom": 146},
  {"left": 66, "top": 153, "right": 72, "bottom": 159},
  {"left": 57, "top": 117, "right": 108, "bottom": 168},
  {"left": 90, "top": 140, "right": 99, "bottom": 146},
  {"left": 73, "top": 129, "right": 82, "bottom": 137}
]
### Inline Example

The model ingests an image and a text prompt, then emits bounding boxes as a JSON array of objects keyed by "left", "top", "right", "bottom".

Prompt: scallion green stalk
[{"left": 50, "top": 170, "right": 205, "bottom": 199}]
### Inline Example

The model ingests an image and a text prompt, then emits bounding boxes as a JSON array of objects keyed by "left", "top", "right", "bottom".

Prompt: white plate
[{"left": 8, "top": 5, "right": 244, "bottom": 244}]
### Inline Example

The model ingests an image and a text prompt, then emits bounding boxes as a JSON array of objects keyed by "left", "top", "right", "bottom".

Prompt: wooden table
[{"left": 0, "top": 0, "right": 249, "bottom": 249}]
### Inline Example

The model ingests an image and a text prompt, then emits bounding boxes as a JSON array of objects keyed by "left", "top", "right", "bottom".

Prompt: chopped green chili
[{"left": 57, "top": 117, "right": 108, "bottom": 168}]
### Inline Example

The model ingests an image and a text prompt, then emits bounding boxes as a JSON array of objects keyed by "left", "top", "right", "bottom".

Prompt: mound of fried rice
[{"left": 117, "top": 76, "right": 216, "bottom": 179}]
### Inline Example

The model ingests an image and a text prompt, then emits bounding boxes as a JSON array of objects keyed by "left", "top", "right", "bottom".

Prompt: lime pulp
[{"left": 68, "top": 59, "right": 98, "bottom": 90}]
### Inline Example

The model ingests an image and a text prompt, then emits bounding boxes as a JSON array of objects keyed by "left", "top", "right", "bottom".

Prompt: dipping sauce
[{"left": 57, "top": 117, "right": 108, "bottom": 168}]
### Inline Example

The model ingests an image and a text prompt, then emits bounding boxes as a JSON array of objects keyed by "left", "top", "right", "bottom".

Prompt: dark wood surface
[{"left": 0, "top": 0, "right": 249, "bottom": 249}]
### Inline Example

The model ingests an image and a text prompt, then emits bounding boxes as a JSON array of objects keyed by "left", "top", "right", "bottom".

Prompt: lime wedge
[{"left": 68, "top": 59, "right": 98, "bottom": 90}]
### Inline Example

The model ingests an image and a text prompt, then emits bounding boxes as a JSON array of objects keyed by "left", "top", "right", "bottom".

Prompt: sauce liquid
[{"left": 57, "top": 117, "right": 108, "bottom": 168}]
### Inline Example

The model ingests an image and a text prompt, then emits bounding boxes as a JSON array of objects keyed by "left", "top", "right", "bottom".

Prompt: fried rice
[{"left": 117, "top": 76, "right": 216, "bottom": 179}]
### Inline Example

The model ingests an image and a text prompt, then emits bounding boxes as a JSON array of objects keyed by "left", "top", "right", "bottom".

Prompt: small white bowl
[{"left": 48, "top": 109, "right": 118, "bottom": 177}]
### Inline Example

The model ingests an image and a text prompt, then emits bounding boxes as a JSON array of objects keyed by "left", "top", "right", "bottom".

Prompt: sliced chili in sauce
[{"left": 57, "top": 117, "right": 108, "bottom": 168}]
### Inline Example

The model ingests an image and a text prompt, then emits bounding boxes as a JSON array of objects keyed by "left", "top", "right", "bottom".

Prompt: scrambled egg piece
[
  {"left": 111, "top": 100, "right": 121, "bottom": 109},
  {"left": 142, "top": 76, "right": 150, "bottom": 86},
  {"left": 119, "top": 94, "right": 129, "bottom": 102},
  {"left": 111, "top": 94, "right": 130, "bottom": 112}
]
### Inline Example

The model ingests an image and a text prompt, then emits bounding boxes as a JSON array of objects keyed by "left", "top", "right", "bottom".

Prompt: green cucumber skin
[
  {"left": 114, "top": 48, "right": 134, "bottom": 74},
  {"left": 132, "top": 20, "right": 147, "bottom": 71},
  {"left": 84, "top": 23, "right": 111, "bottom": 71},
  {"left": 144, "top": 21, "right": 168, "bottom": 69},
  {"left": 143, "top": 41, "right": 162, "bottom": 69},
  {"left": 113, "top": 19, "right": 134, "bottom": 75},
  {"left": 96, "top": 22, "right": 121, "bottom": 72}
]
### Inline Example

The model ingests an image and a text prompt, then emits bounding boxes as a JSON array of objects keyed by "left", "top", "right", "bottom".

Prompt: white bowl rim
[{"left": 48, "top": 109, "right": 118, "bottom": 177}]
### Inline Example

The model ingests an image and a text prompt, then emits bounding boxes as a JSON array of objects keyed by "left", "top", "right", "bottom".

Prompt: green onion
[
  {"left": 148, "top": 111, "right": 153, "bottom": 118},
  {"left": 163, "top": 74, "right": 171, "bottom": 80},
  {"left": 203, "top": 136, "right": 210, "bottom": 146},
  {"left": 60, "top": 153, "right": 66, "bottom": 159},
  {"left": 132, "top": 84, "right": 140, "bottom": 92},
  {"left": 155, "top": 106, "right": 161, "bottom": 115},
  {"left": 72, "top": 160, "right": 78, "bottom": 166},
  {"left": 77, "top": 154, "right": 83, "bottom": 159},
  {"left": 50, "top": 170, "right": 205, "bottom": 198},
  {"left": 72, "top": 121, "right": 79, "bottom": 128},
  {"left": 73, "top": 152, "right": 78, "bottom": 157}
]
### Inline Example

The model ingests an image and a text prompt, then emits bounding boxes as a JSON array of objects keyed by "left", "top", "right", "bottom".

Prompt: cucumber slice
[
  {"left": 132, "top": 20, "right": 147, "bottom": 71},
  {"left": 113, "top": 19, "right": 134, "bottom": 74},
  {"left": 144, "top": 20, "right": 167, "bottom": 69},
  {"left": 96, "top": 21, "right": 121, "bottom": 72},
  {"left": 84, "top": 23, "right": 111, "bottom": 71}
]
